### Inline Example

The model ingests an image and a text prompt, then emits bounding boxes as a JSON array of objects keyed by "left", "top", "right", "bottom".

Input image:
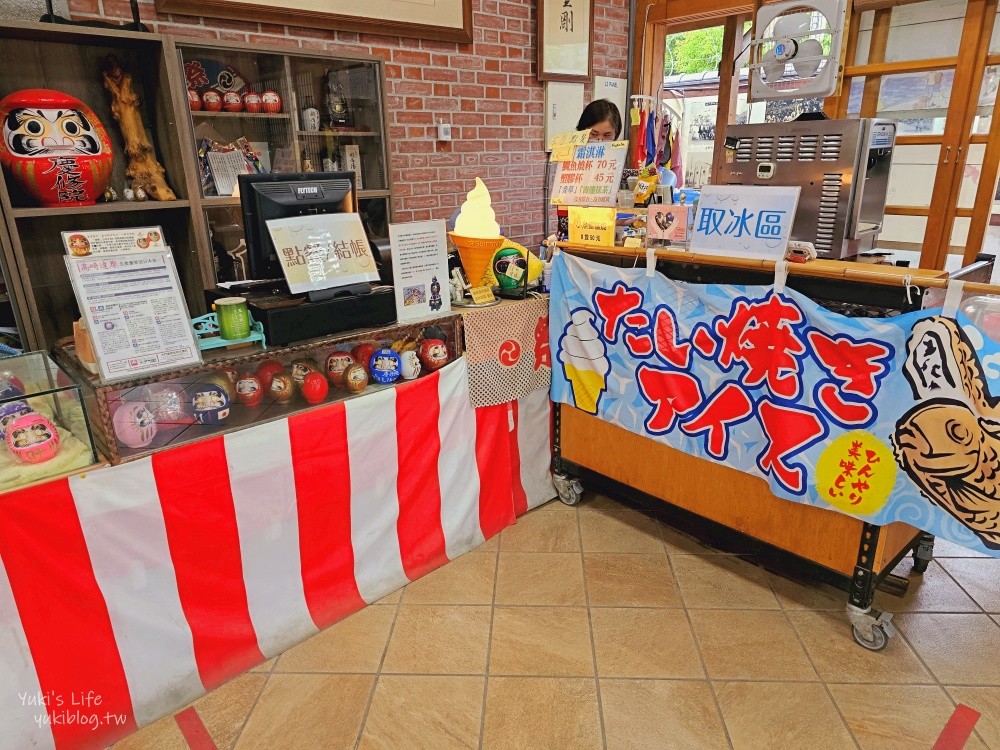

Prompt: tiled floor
[{"left": 115, "top": 495, "right": 1000, "bottom": 750}]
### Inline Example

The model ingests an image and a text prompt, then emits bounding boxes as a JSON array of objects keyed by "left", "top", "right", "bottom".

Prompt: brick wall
[{"left": 67, "top": 0, "right": 630, "bottom": 246}]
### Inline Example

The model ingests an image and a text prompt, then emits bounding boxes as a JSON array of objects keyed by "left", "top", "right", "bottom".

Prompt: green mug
[{"left": 215, "top": 297, "right": 251, "bottom": 340}]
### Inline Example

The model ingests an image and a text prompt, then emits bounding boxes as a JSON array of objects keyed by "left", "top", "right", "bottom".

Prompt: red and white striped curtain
[{"left": 0, "top": 359, "right": 549, "bottom": 750}]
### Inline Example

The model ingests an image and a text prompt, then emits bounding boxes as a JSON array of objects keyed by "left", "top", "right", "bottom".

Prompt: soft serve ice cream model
[
  {"left": 450, "top": 178, "right": 505, "bottom": 288},
  {"left": 558, "top": 309, "right": 611, "bottom": 414}
]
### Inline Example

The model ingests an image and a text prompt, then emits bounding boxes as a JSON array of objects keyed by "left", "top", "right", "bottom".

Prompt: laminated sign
[{"left": 551, "top": 140, "right": 628, "bottom": 207}]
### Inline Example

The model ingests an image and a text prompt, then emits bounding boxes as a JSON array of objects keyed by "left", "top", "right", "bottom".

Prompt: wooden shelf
[
  {"left": 200, "top": 190, "right": 389, "bottom": 205},
  {"left": 192, "top": 111, "right": 290, "bottom": 120},
  {"left": 296, "top": 130, "right": 380, "bottom": 137},
  {"left": 12, "top": 200, "right": 192, "bottom": 220},
  {"left": 359, "top": 189, "right": 391, "bottom": 199}
]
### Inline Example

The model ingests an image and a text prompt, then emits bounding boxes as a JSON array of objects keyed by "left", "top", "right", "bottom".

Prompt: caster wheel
[
  {"left": 912, "top": 556, "right": 929, "bottom": 574},
  {"left": 553, "top": 473, "right": 583, "bottom": 506},
  {"left": 559, "top": 488, "right": 582, "bottom": 506},
  {"left": 852, "top": 624, "right": 889, "bottom": 652}
]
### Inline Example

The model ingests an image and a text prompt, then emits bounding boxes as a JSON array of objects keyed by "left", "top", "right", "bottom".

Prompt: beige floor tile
[
  {"left": 767, "top": 573, "right": 846, "bottom": 611},
  {"left": 689, "top": 609, "right": 818, "bottom": 681},
  {"left": 375, "top": 588, "right": 403, "bottom": 604},
  {"left": 402, "top": 552, "right": 497, "bottom": 605},
  {"left": 932, "top": 537, "right": 991, "bottom": 558},
  {"left": 660, "top": 525, "right": 727, "bottom": 555},
  {"left": 358, "top": 675, "right": 484, "bottom": 750},
  {"left": 235, "top": 673, "right": 372, "bottom": 749},
  {"left": 249, "top": 657, "right": 276, "bottom": 673},
  {"left": 193, "top": 672, "right": 267, "bottom": 748},
  {"left": 576, "top": 492, "right": 632, "bottom": 512},
  {"left": 715, "top": 681, "right": 854, "bottom": 750},
  {"left": 275, "top": 604, "right": 395, "bottom": 673},
  {"left": 579, "top": 508, "right": 665, "bottom": 554},
  {"left": 591, "top": 607, "right": 704, "bottom": 678},
  {"left": 482, "top": 677, "right": 602, "bottom": 750},
  {"left": 897, "top": 613, "right": 1000, "bottom": 685},
  {"left": 787, "top": 610, "right": 932, "bottom": 684},
  {"left": 939, "top": 558, "right": 1000, "bottom": 612},
  {"left": 489, "top": 606, "right": 594, "bottom": 676},
  {"left": 112, "top": 714, "right": 188, "bottom": 750},
  {"left": 830, "top": 683, "right": 987, "bottom": 750},
  {"left": 671, "top": 554, "right": 780, "bottom": 609},
  {"left": 874, "top": 559, "right": 981, "bottom": 613},
  {"left": 945, "top": 686, "right": 1000, "bottom": 748},
  {"left": 500, "top": 508, "right": 581, "bottom": 552},
  {"left": 584, "top": 553, "right": 682, "bottom": 607},
  {"left": 600, "top": 679, "right": 728, "bottom": 750},
  {"left": 532, "top": 498, "right": 576, "bottom": 511},
  {"left": 494, "top": 552, "right": 586, "bottom": 606},
  {"left": 382, "top": 605, "right": 492, "bottom": 674},
  {"left": 472, "top": 534, "right": 500, "bottom": 553}
]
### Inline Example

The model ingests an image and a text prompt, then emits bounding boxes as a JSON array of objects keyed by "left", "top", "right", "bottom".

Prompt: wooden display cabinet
[{"left": 0, "top": 22, "right": 210, "bottom": 353}]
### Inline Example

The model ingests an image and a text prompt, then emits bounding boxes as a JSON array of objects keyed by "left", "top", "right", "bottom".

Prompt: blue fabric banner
[{"left": 550, "top": 251, "right": 1000, "bottom": 557}]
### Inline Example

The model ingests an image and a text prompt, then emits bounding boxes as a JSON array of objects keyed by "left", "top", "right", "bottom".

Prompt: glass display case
[
  {"left": 0, "top": 351, "right": 100, "bottom": 492},
  {"left": 175, "top": 40, "right": 393, "bottom": 285},
  {"left": 53, "top": 314, "right": 461, "bottom": 464}
]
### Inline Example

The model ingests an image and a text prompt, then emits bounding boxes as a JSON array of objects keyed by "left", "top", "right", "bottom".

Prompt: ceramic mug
[{"left": 215, "top": 297, "right": 251, "bottom": 340}]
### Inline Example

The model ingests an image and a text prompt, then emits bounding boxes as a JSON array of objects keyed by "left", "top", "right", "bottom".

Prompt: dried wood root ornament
[{"left": 102, "top": 55, "right": 176, "bottom": 201}]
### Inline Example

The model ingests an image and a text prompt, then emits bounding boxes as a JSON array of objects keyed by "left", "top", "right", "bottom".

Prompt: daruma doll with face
[{"left": 0, "top": 89, "right": 114, "bottom": 207}]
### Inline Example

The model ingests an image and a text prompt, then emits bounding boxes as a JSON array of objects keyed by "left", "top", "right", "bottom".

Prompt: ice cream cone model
[
  {"left": 557, "top": 309, "right": 611, "bottom": 415},
  {"left": 450, "top": 177, "right": 504, "bottom": 288}
]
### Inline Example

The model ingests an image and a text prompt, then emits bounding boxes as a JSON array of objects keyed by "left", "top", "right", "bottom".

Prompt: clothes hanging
[{"left": 635, "top": 105, "right": 648, "bottom": 168}]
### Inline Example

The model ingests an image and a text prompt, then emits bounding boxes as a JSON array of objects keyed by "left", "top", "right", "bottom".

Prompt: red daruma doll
[{"left": 0, "top": 88, "right": 114, "bottom": 207}]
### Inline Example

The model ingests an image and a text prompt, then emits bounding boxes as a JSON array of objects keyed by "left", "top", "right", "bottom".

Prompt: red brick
[
  {"left": 406, "top": 196, "right": 441, "bottom": 209},
  {"left": 425, "top": 97, "right": 461, "bottom": 111},
  {"left": 68, "top": 0, "right": 100, "bottom": 14},
  {"left": 424, "top": 67, "right": 459, "bottom": 82},
  {"left": 397, "top": 111, "right": 434, "bottom": 124},
  {"left": 476, "top": 43, "right": 509, "bottom": 58},
  {"left": 431, "top": 54, "right": 450, "bottom": 66},
  {"left": 485, "top": 59, "right": 501, "bottom": 72},
  {"left": 399, "top": 140, "right": 435, "bottom": 153},
  {"left": 259, "top": 22, "right": 286, "bottom": 34},
  {"left": 433, "top": 84, "right": 450, "bottom": 96},
  {"left": 474, "top": 12, "right": 507, "bottom": 29},
  {"left": 393, "top": 80, "right": 434, "bottom": 96},
  {"left": 219, "top": 31, "right": 249, "bottom": 42},
  {"left": 405, "top": 168, "right": 437, "bottom": 182},
  {"left": 288, "top": 25, "right": 340, "bottom": 40},
  {"left": 477, "top": 98, "right": 508, "bottom": 113},
  {"left": 248, "top": 33, "right": 293, "bottom": 46},
  {"left": 384, "top": 64, "right": 403, "bottom": 79},
  {"left": 393, "top": 49, "right": 432, "bottom": 65},
  {"left": 452, "top": 113, "right": 486, "bottom": 125},
  {"left": 450, "top": 55, "right": 485, "bottom": 70},
  {"left": 477, "top": 72, "right": 508, "bottom": 86},
  {"left": 406, "top": 97, "right": 424, "bottom": 109},
  {"left": 429, "top": 153, "right": 463, "bottom": 166},
  {"left": 403, "top": 67, "right": 424, "bottom": 80},
  {"left": 360, "top": 33, "right": 403, "bottom": 46}
]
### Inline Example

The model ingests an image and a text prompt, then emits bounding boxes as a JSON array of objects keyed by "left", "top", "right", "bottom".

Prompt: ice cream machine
[{"left": 723, "top": 118, "right": 896, "bottom": 260}]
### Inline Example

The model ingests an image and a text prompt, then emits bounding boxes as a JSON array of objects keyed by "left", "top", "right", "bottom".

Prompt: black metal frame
[{"left": 41, "top": 0, "right": 150, "bottom": 32}]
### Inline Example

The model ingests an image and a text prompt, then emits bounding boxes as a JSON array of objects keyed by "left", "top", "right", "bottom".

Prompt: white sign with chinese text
[
  {"left": 66, "top": 251, "right": 202, "bottom": 383},
  {"left": 266, "top": 213, "right": 380, "bottom": 295},
  {"left": 61, "top": 227, "right": 167, "bottom": 257},
  {"left": 551, "top": 141, "right": 628, "bottom": 207},
  {"left": 388, "top": 219, "right": 451, "bottom": 323},
  {"left": 690, "top": 185, "right": 801, "bottom": 261}
]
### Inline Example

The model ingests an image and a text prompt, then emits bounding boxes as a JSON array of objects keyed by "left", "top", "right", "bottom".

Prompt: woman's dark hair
[{"left": 576, "top": 99, "right": 622, "bottom": 138}]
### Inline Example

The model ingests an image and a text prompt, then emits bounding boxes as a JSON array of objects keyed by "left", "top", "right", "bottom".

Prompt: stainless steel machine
[{"left": 723, "top": 118, "right": 896, "bottom": 259}]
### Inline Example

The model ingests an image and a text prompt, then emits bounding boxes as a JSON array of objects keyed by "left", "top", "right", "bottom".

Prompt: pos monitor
[{"left": 239, "top": 171, "right": 356, "bottom": 281}]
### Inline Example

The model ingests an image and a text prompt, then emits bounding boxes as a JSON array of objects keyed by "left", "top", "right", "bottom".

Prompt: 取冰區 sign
[
  {"left": 690, "top": 185, "right": 800, "bottom": 260},
  {"left": 551, "top": 141, "right": 628, "bottom": 208}
]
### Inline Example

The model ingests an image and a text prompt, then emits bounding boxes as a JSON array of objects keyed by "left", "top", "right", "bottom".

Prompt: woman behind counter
[{"left": 577, "top": 99, "right": 622, "bottom": 142}]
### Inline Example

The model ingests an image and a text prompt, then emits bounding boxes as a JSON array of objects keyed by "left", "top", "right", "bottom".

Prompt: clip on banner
[
  {"left": 902, "top": 275, "right": 915, "bottom": 307},
  {"left": 942, "top": 280, "right": 965, "bottom": 319},
  {"left": 773, "top": 260, "right": 789, "bottom": 295},
  {"left": 645, "top": 247, "right": 657, "bottom": 277}
]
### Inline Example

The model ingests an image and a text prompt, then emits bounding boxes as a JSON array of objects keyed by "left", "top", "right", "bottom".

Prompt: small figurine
[
  {"left": 325, "top": 351, "right": 355, "bottom": 387},
  {"left": 256, "top": 359, "right": 286, "bottom": 390},
  {"left": 342, "top": 363, "right": 369, "bottom": 394},
  {"left": 135, "top": 187, "right": 148, "bottom": 201},
  {"left": 0, "top": 371, "right": 25, "bottom": 400},
  {"left": 222, "top": 90, "right": 243, "bottom": 113},
  {"left": 369, "top": 348, "right": 402, "bottom": 384},
  {"left": 242, "top": 91, "right": 263, "bottom": 114},
  {"left": 102, "top": 186, "right": 119, "bottom": 202},
  {"left": 400, "top": 350, "right": 421, "bottom": 381},
  {"left": 191, "top": 384, "right": 231, "bottom": 424},
  {"left": 188, "top": 88, "right": 202, "bottom": 111},
  {"left": 270, "top": 372, "right": 296, "bottom": 404},
  {"left": 201, "top": 89, "right": 223, "bottom": 112},
  {"left": 123, "top": 187, "right": 136, "bottom": 201},
  {"left": 261, "top": 90, "right": 282, "bottom": 114},
  {"left": 235, "top": 374, "right": 263, "bottom": 407},
  {"left": 112, "top": 403, "right": 158, "bottom": 449},
  {"left": 324, "top": 69, "right": 352, "bottom": 128},
  {"left": 419, "top": 338, "right": 449, "bottom": 371},
  {"left": 291, "top": 357, "right": 321, "bottom": 388},
  {"left": 429, "top": 276, "right": 443, "bottom": 311},
  {"left": 6, "top": 412, "right": 60, "bottom": 464},
  {"left": 351, "top": 342, "right": 377, "bottom": 367},
  {"left": 0, "top": 400, "right": 32, "bottom": 441}
]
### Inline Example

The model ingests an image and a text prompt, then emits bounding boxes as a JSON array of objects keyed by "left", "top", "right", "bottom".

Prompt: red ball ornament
[
  {"left": 261, "top": 90, "right": 282, "bottom": 113},
  {"left": 419, "top": 339, "right": 450, "bottom": 371},
  {"left": 0, "top": 88, "right": 114, "bottom": 207},
  {"left": 201, "top": 89, "right": 223, "bottom": 112},
  {"left": 255, "top": 359, "right": 285, "bottom": 390},
  {"left": 242, "top": 91, "right": 263, "bottom": 114},
  {"left": 351, "top": 342, "right": 377, "bottom": 368},
  {"left": 222, "top": 90, "right": 243, "bottom": 112},
  {"left": 301, "top": 372, "right": 329, "bottom": 405},
  {"left": 235, "top": 374, "right": 263, "bottom": 407},
  {"left": 188, "top": 88, "right": 202, "bottom": 111}
]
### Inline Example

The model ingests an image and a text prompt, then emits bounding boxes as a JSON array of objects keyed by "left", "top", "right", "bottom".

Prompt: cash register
[{"left": 205, "top": 171, "right": 396, "bottom": 346}]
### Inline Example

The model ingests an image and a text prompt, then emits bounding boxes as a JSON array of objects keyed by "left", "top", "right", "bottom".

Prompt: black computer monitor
[{"left": 239, "top": 171, "right": 356, "bottom": 280}]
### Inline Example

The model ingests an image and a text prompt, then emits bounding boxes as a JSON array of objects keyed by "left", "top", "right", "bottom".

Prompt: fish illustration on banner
[{"left": 549, "top": 251, "right": 1000, "bottom": 556}]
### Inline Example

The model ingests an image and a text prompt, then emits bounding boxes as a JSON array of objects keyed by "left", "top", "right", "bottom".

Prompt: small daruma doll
[
  {"left": 6, "top": 412, "right": 60, "bottom": 464},
  {"left": 0, "top": 89, "right": 114, "bottom": 207}
]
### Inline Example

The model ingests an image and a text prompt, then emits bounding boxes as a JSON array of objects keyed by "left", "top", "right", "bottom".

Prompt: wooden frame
[
  {"left": 537, "top": 0, "right": 594, "bottom": 83},
  {"left": 156, "top": 0, "right": 473, "bottom": 44}
]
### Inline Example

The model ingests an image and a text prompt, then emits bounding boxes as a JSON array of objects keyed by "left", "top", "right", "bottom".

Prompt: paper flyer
[{"left": 388, "top": 219, "right": 451, "bottom": 322}]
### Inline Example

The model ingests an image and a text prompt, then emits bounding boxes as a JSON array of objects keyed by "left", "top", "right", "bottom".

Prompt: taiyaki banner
[{"left": 550, "top": 252, "right": 1000, "bottom": 557}]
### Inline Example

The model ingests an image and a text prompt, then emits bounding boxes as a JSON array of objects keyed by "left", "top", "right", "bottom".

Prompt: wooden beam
[
  {"left": 860, "top": 9, "right": 892, "bottom": 118},
  {"left": 825, "top": 0, "right": 858, "bottom": 117},
  {"left": 895, "top": 135, "right": 945, "bottom": 145},
  {"left": 844, "top": 56, "right": 958, "bottom": 77},
  {"left": 712, "top": 14, "right": 743, "bottom": 185}
]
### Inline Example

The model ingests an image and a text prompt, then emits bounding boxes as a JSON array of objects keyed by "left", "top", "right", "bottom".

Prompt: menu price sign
[
  {"left": 266, "top": 213, "right": 380, "bottom": 295},
  {"left": 61, "top": 227, "right": 167, "bottom": 257},
  {"left": 388, "top": 219, "right": 451, "bottom": 323},
  {"left": 690, "top": 185, "right": 801, "bottom": 261},
  {"left": 568, "top": 206, "right": 616, "bottom": 247},
  {"left": 551, "top": 140, "right": 628, "bottom": 207},
  {"left": 67, "top": 251, "right": 202, "bottom": 383}
]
